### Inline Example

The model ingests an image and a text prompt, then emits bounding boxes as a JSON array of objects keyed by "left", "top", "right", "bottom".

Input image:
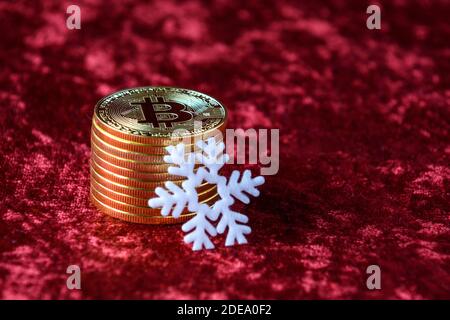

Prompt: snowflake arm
[
  {"left": 182, "top": 204, "right": 217, "bottom": 251},
  {"left": 148, "top": 181, "right": 190, "bottom": 218},
  {"left": 216, "top": 207, "right": 251, "bottom": 246},
  {"left": 148, "top": 144, "right": 201, "bottom": 217},
  {"left": 164, "top": 144, "right": 198, "bottom": 182},
  {"left": 227, "top": 169, "right": 265, "bottom": 204},
  {"left": 195, "top": 138, "right": 229, "bottom": 180},
  {"left": 212, "top": 170, "right": 264, "bottom": 246}
]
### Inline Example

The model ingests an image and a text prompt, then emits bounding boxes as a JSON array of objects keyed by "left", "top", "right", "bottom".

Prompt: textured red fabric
[{"left": 0, "top": 0, "right": 449, "bottom": 299}]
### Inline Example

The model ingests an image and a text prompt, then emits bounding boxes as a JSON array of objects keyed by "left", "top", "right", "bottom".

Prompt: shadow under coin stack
[{"left": 90, "top": 87, "right": 227, "bottom": 224}]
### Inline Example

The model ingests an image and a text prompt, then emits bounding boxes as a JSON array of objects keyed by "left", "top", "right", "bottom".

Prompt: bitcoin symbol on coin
[
  {"left": 129, "top": 96, "right": 193, "bottom": 128},
  {"left": 95, "top": 87, "right": 226, "bottom": 138}
]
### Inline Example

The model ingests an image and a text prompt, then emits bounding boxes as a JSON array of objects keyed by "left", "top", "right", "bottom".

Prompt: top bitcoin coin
[{"left": 94, "top": 87, "right": 227, "bottom": 143}]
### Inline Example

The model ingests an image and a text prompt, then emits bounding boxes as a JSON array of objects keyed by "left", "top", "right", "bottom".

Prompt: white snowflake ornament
[{"left": 148, "top": 137, "right": 265, "bottom": 251}]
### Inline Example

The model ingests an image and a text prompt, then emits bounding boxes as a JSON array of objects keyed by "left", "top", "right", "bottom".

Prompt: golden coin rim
[
  {"left": 91, "top": 146, "right": 171, "bottom": 172},
  {"left": 90, "top": 165, "right": 211, "bottom": 193},
  {"left": 91, "top": 129, "right": 224, "bottom": 165},
  {"left": 90, "top": 158, "right": 185, "bottom": 183},
  {"left": 91, "top": 151, "right": 208, "bottom": 181},
  {"left": 91, "top": 136, "right": 167, "bottom": 165},
  {"left": 90, "top": 169, "right": 213, "bottom": 200},
  {"left": 90, "top": 193, "right": 194, "bottom": 224},
  {"left": 91, "top": 151, "right": 178, "bottom": 178},
  {"left": 92, "top": 121, "right": 225, "bottom": 156},
  {"left": 91, "top": 183, "right": 218, "bottom": 211},
  {"left": 93, "top": 117, "right": 224, "bottom": 148},
  {"left": 90, "top": 176, "right": 217, "bottom": 202}
]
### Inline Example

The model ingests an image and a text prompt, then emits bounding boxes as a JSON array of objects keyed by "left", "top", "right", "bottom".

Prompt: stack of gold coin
[{"left": 90, "top": 87, "right": 227, "bottom": 224}]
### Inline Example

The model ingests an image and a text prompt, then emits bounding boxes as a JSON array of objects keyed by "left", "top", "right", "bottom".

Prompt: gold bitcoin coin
[
  {"left": 90, "top": 167, "right": 214, "bottom": 198},
  {"left": 91, "top": 150, "right": 207, "bottom": 181},
  {"left": 91, "top": 144, "right": 172, "bottom": 172},
  {"left": 91, "top": 131, "right": 222, "bottom": 169},
  {"left": 90, "top": 177, "right": 217, "bottom": 207},
  {"left": 90, "top": 159, "right": 185, "bottom": 187},
  {"left": 91, "top": 151, "right": 182, "bottom": 181},
  {"left": 93, "top": 87, "right": 227, "bottom": 144},
  {"left": 90, "top": 184, "right": 219, "bottom": 216},
  {"left": 91, "top": 145, "right": 172, "bottom": 172},
  {"left": 90, "top": 192, "right": 195, "bottom": 225},
  {"left": 91, "top": 134, "right": 167, "bottom": 165},
  {"left": 92, "top": 119, "right": 224, "bottom": 155}
]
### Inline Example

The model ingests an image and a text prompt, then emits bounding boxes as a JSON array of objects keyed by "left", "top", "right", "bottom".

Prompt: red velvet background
[{"left": 0, "top": 0, "right": 449, "bottom": 299}]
